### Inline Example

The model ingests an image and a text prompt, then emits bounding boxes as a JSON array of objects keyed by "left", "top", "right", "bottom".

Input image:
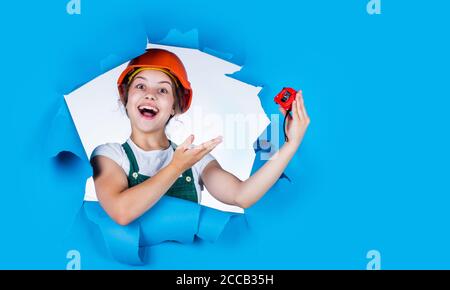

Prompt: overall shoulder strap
[
  {"left": 122, "top": 142, "right": 140, "bottom": 174},
  {"left": 169, "top": 139, "right": 178, "bottom": 150}
]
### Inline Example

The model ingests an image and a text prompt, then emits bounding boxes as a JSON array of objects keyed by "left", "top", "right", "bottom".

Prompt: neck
[{"left": 130, "top": 128, "right": 170, "bottom": 151}]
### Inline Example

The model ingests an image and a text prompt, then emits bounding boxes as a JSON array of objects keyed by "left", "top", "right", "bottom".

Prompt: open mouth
[{"left": 138, "top": 105, "right": 159, "bottom": 120}]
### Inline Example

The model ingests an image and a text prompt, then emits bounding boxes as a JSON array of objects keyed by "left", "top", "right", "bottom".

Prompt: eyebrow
[{"left": 133, "top": 76, "right": 172, "bottom": 86}]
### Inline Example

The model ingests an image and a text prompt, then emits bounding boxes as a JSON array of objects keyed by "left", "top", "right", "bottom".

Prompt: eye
[
  {"left": 135, "top": 83, "right": 145, "bottom": 90},
  {"left": 159, "top": 88, "right": 169, "bottom": 94}
]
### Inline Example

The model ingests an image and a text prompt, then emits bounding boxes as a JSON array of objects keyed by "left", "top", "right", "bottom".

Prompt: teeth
[{"left": 138, "top": 105, "right": 159, "bottom": 113}]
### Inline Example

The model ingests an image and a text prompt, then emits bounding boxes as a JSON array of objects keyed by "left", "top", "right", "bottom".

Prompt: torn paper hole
[{"left": 65, "top": 41, "right": 270, "bottom": 214}]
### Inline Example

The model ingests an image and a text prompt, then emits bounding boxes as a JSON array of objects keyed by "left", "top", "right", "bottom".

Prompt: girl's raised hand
[
  {"left": 170, "top": 134, "right": 223, "bottom": 172},
  {"left": 278, "top": 90, "right": 311, "bottom": 148}
]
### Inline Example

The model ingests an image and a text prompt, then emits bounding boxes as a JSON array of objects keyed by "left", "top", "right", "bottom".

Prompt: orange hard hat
[{"left": 117, "top": 48, "right": 193, "bottom": 113}]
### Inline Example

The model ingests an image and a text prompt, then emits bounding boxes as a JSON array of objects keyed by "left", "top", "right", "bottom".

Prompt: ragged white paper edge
[{"left": 65, "top": 42, "right": 270, "bottom": 213}]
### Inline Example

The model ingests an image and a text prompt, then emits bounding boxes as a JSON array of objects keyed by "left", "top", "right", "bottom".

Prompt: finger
[
  {"left": 202, "top": 142, "right": 221, "bottom": 156},
  {"left": 278, "top": 106, "right": 287, "bottom": 116},
  {"left": 291, "top": 96, "right": 301, "bottom": 122},
  {"left": 188, "top": 136, "right": 221, "bottom": 153},
  {"left": 301, "top": 102, "right": 310, "bottom": 122},
  {"left": 196, "top": 136, "right": 223, "bottom": 152},
  {"left": 279, "top": 106, "right": 293, "bottom": 123},
  {"left": 199, "top": 138, "right": 222, "bottom": 156},
  {"left": 295, "top": 91, "right": 305, "bottom": 121},
  {"left": 180, "top": 134, "right": 195, "bottom": 149},
  {"left": 297, "top": 91, "right": 308, "bottom": 120}
]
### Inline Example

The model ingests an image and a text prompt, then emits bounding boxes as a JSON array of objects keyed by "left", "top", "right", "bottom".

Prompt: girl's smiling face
[{"left": 125, "top": 69, "right": 176, "bottom": 133}]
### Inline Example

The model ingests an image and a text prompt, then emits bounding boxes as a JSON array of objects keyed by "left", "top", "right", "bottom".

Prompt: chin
[
  {"left": 136, "top": 123, "right": 162, "bottom": 133},
  {"left": 132, "top": 119, "right": 163, "bottom": 133}
]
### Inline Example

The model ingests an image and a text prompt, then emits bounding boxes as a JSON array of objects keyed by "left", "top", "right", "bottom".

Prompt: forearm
[
  {"left": 115, "top": 163, "right": 184, "bottom": 224},
  {"left": 236, "top": 142, "right": 298, "bottom": 208}
]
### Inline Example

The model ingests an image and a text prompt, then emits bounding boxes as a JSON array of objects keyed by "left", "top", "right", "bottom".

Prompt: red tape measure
[
  {"left": 274, "top": 87, "right": 297, "bottom": 110},
  {"left": 274, "top": 87, "right": 297, "bottom": 142}
]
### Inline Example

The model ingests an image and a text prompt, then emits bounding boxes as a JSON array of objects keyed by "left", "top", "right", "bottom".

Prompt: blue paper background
[{"left": 1, "top": 0, "right": 450, "bottom": 269}]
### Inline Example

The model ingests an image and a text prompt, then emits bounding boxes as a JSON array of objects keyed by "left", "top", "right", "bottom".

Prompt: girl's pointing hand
[{"left": 170, "top": 134, "right": 223, "bottom": 172}]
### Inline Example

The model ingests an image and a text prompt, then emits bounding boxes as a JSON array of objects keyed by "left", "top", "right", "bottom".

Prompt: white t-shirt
[{"left": 86, "top": 138, "right": 216, "bottom": 203}]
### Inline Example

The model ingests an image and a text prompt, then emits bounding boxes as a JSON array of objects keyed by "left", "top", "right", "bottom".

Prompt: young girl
[{"left": 90, "top": 48, "right": 310, "bottom": 226}]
